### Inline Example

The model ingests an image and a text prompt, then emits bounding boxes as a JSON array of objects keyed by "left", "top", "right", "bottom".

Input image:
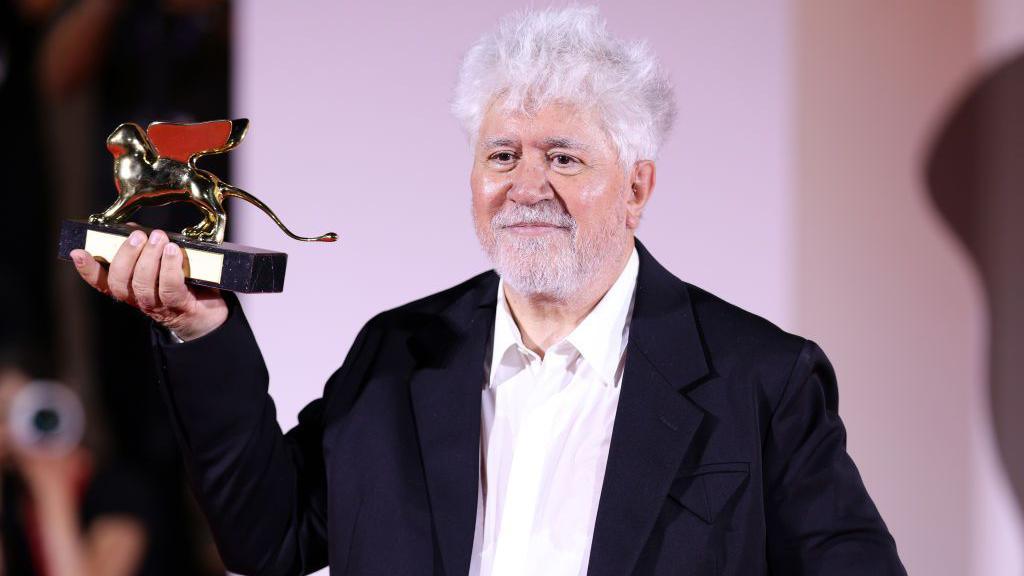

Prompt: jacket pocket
[{"left": 667, "top": 461, "right": 750, "bottom": 524}]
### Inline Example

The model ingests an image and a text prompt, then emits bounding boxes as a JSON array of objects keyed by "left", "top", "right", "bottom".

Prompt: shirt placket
[{"left": 490, "top": 345, "right": 574, "bottom": 576}]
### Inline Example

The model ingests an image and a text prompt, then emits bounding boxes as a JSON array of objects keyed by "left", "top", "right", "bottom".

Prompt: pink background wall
[
  {"left": 793, "top": 2, "right": 1021, "bottom": 574},
  {"left": 231, "top": 2, "right": 1023, "bottom": 574}
]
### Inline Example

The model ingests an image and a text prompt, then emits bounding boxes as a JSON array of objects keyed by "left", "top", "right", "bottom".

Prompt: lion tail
[{"left": 221, "top": 184, "right": 338, "bottom": 242}]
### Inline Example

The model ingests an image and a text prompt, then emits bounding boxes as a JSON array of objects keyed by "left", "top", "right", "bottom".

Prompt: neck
[{"left": 503, "top": 240, "right": 633, "bottom": 357}]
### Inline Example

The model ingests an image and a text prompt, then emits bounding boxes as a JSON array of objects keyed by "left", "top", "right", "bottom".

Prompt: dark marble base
[{"left": 58, "top": 219, "right": 288, "bottom": 293}]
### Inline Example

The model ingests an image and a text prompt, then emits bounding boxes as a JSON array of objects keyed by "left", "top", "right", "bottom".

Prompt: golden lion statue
[{"left": 89, "top": 119, "right": 337, "bottom": 244}]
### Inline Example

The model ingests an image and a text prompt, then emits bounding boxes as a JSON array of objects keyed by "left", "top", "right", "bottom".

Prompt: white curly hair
[{"left": 452, "top": 5, "right": 676, "bottom": 168}]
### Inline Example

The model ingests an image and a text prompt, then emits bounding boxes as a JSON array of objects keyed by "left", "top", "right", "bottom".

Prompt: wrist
[
  {"left": 163, "top": 299, "right": 229, "bottom": 342},
  {"left": 165, "top": 311, "right": 227, "bottom": 342}
]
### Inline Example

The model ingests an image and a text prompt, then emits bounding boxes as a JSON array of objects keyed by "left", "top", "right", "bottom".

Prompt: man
[{"left": 69, "top": 6, "right": 905, "bottom": 576}]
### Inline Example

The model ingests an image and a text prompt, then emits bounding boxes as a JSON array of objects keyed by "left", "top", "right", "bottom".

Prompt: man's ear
[{"left": 625, "top": 160, "right": 655, "bottom": 229}]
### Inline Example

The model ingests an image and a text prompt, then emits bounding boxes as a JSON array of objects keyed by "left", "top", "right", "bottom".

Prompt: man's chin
[
  {"left": 492, "top": 247, "right": 580, "bottom": 298},
  {"left": 499, "top": 271, "right": 576, "bottom": 300}
]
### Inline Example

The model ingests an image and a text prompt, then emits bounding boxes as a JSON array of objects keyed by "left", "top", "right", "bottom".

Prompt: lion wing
[{"left": 146, "top": 119, "right": 249, "bottom": 163}]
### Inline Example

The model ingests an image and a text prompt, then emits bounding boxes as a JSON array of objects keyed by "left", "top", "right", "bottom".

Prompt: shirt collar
[
  {"left": 488, "top": 247, "right": 639, "bottom": 389},
  {"left": 489, "top": 282, "right": 528, "bottom": 386}
]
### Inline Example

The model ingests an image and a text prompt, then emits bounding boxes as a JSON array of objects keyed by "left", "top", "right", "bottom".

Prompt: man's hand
[{"left": 69, "top": 229, "right": 228, "bottom": 341}]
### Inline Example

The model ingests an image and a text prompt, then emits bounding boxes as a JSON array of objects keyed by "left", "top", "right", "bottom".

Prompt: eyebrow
[
  {"left": 479, "top": 136, "right": 591, "bottom": 152},
  {"left": 540, "top": 137, "right": 589, "bottom": 152},
  {"left": 481, "top": 137, "right": 519, "bottom": 149}
]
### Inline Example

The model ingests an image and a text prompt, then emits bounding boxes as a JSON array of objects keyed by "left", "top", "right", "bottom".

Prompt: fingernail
[
  {"left": 71, "top": 253, "right": 83, "bottom": 266},
  {"left": 164, "top": 243, "right": 179, "bottom": 257},
  {"left": 149, "top": 230, "right": 163, "bottom": 245},
  {"left": 129, "top": 231, "right": 145, "bottom": 247}
]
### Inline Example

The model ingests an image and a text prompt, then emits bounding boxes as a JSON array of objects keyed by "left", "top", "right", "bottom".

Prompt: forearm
[
  {"left": 152, "top": 295, "right": 320, "bottom": 575},
  {"left": 34, "top": 489, "right": 90, "bottom": 576}
]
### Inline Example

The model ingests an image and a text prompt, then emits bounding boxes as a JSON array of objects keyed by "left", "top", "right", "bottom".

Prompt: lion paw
[{"left": 181, "top": 226, "right": 217, "bottom": 242}]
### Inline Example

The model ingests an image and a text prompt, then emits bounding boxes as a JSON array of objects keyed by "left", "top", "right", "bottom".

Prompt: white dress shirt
[{"left": 469, "top": 247, "right": 639, "bottom": 576}]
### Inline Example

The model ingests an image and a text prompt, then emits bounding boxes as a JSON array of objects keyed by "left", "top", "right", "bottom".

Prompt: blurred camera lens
[{"left": 8, "top": 380, "right": 85, "bottom": 455}]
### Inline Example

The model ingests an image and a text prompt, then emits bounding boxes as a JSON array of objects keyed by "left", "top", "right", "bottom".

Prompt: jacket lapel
[
  {"left": 406, "top": 241, "right": 713, "bottom": 576},
  {"left": 408, "top": 274, "right": 498, "bottom": 576},
  {"left": 588, "top": 240, "right": 714, "bottom": 576}
]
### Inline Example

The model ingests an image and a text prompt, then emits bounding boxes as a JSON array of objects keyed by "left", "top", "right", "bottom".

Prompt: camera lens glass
[{"left": 33, "top": 408, "right": 61, "bottom": 434}]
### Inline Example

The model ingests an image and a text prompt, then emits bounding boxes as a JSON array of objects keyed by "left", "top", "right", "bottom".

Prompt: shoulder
[
  {"left": 681, "top": 280, "right": 824, "bottom": 408},
  {"left": 318, "top": 270, "right": 497, "bottom": 413},
  {"left": 358, "top": 269, "right": 497, "bottom": 339},
  {"left": 684, "top": 281, "right": 806, "bottom": 366},
  {"left": 637, "top": 241, "right": 808, "bottom": 375},
  {"left": 642, "top": 246, "right": 813, "bottom": 404}
]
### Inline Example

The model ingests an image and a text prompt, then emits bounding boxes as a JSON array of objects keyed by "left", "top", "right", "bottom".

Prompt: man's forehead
[{"left": 478, "top": 104, "right": 603, "bottom": 150}]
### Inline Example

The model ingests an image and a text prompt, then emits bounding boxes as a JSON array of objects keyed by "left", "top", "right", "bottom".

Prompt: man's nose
[{"left": 507, "top": 156, "right": 552, "bottom": 205}]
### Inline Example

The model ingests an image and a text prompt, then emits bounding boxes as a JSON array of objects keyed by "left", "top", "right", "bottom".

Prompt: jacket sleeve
[
  {"left": 151, "top": 293, "right": 378, "bottom": 576},
  {"left": 763, "top": 340, "right": 906, "bottom": 575}
]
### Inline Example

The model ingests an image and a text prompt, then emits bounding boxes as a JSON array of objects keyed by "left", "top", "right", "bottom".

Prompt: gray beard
[{"left": 477, "top": 200, "right": 626, "bottom": 301}]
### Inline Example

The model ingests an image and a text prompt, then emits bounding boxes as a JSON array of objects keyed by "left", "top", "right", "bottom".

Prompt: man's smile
[{"left": 502, "top": 223, "right": 569, "bottom": 236}]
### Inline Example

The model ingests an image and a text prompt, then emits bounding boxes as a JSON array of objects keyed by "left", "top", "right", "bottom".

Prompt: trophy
[{"left": 57, "top": 119, "right": 336, "bottom": 293}]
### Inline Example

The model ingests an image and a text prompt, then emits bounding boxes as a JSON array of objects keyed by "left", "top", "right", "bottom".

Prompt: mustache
[{"left": 491, "top": 201, "right": 576, "bottom": 230}]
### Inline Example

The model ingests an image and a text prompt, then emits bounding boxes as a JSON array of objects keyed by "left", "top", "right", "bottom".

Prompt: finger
[
  {"left": 158, "top": 243, "right": 192, "bottom": 312},
  {"left": 132, "top": 229, "right": 169, "bottom": 312},
  {"left": 69, "top": 249, "right": 110, "bottom": 295},
  {"left": 107, "top": 230, "right": 148, "bottom": 303}
]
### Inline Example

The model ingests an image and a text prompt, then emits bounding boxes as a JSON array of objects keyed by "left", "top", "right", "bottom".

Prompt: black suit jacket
[{"left": 152, "top": 241, "right": 905, "bottom": 575}]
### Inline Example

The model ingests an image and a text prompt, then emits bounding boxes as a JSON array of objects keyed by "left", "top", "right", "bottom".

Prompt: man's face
[{"left": 471, "top": 101, "right": 634, "bottom": 300}]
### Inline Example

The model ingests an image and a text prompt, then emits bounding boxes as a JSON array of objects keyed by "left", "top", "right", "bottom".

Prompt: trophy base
[{"left": 57, "top": 219, "right": 287, "bottom": 293}]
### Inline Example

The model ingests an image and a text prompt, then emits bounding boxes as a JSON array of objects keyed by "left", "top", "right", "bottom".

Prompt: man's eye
[
  {"left": 489, "top": 152, "right": 517, "bottom": 163},
  {"left": 550, "top": 154, "right": 580, "bottom": 167}
]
